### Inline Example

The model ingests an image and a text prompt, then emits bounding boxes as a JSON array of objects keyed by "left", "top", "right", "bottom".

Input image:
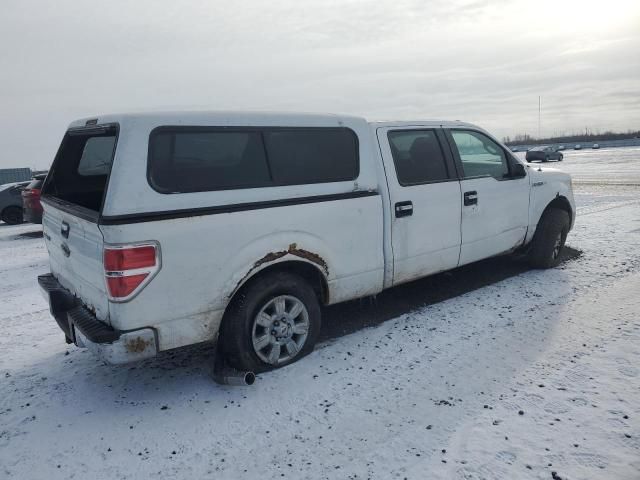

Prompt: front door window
[{"left": 450, "top": 130, "right": 509, "bottom": 179}]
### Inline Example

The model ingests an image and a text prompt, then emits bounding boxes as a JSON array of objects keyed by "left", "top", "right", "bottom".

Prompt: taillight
[
  {"left": 104, "top": 245, "right": 156, "bottom": 271},
  {"left": 22, "top": 188, "right": 41, "bottom": 208},
  {"left": 22, "top": 188, "right": 40, "bottom": 198},
  {"left": 103, "top": 243, "right": 160, "bottom": 301}
]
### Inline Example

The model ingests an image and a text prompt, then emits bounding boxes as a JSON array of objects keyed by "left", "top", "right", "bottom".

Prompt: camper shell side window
[{"left": 147, "top": 126, "right": 360, "bottom": 194}]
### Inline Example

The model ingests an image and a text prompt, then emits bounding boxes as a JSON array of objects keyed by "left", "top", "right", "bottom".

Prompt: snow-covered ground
[
  {"left": 515, "top": 146, "right": 640, "bottom": 185},
  {"left": 1, "top": 149, "right": 639, "bottom": 480}
]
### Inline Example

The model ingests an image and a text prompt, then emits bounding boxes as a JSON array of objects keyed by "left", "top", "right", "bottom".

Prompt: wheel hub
[
  {"left": 272, "top": 317, "right": 293, "bottom": 341},
  {"left": 251, "top": 295, "right": 310, "bottom": 365}
]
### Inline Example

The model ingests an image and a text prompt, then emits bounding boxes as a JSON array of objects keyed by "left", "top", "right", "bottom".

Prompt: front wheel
[
  {"left": 528, "top": 209, "right": 570, "bottom": 269},
  {"left": 558, "top": 154, "right": 563, "bottom": 161},
  {"left": 1, "top": 206, "right": 23, "bottom": 225},
  {"left": 220, "top": 271, "right": 321, "bottom": 372}
]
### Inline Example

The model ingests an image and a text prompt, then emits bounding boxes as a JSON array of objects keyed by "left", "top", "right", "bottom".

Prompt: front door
[
  {"left": 377, "top": 127, "right": 462, "bottom": 285},
  {"left": 445, "top": 129, "right": 530, "bottom": 266}
]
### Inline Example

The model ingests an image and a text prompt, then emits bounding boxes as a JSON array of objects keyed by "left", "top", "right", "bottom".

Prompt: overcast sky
[{"left": 1, "top": 0, "right": 639, "bottom": 169}]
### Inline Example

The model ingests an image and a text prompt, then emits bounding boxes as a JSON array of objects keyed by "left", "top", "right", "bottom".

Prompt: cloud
[{"left": 0, "top": 0, "right": 639, "bottom": 168}]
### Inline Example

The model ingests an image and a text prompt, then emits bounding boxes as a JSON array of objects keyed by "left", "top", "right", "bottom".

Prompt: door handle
[
  {"left": 464, "top": 191, "right": 478, "bottom": 206},
  {"left": 60, "top": 243, "right": 71, "bottom": 257},
  {"left": 395, "top": 201, "right": 413, "bottom": 218}
]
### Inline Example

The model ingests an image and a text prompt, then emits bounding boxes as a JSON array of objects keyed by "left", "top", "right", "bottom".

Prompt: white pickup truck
[{"left": 39, "top": 112, "right": 575, "bottom": 377}]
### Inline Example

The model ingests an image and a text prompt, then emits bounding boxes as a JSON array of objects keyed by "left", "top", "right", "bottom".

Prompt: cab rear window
[
  {"left": 42, "top": 126, "right": 117, "bottom": 212},
  {"left": 77, "top": 137, "right": 116, "bottom": 176},
  {"left": 148, "top": 127, "right": 359, "bottom": 193}
]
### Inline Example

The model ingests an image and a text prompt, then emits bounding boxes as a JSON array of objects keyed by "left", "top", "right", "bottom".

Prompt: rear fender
[{"left": 222, "top": 231, "right": 332, "bottom": 302}]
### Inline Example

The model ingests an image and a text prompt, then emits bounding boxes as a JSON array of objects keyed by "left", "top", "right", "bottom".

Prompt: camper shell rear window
[
  {"left": 147, "top": 126, "right": 359, "bottom": 193},
  {"left": 42, "top": 124, "right": 118, "bottom": 213}
]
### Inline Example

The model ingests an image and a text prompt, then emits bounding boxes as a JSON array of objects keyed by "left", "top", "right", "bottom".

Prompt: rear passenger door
[
  {"left": 377, "top": 127, "right": 462, "bottom": 285},
  {"left": 445, "top": 129, "right": 530, "bottom": 265}
]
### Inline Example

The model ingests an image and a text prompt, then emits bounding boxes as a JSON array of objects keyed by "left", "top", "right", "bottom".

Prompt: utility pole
[{"left": 538, "top": 96, "right": 541, "bottom": 139}]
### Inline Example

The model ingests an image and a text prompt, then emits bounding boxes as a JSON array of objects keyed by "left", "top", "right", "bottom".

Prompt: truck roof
[
  {"left": 369, "top": 119, "right": 477, "bottom": 128},
  {"left": 69, "top": 111, "right": 365, "bottom": 129},
  {"left": 68, "top": 111, "right": 479, "bottom": 130}
]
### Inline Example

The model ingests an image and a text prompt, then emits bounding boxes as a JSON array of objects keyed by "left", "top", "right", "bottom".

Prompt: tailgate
[{"left": 42, "top": 201, "right": 109, "bottom": 322}]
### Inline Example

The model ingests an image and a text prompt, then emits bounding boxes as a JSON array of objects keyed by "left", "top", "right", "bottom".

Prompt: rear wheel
[
  {"left": 528, "top": 209, "right": 570, "bottom": 269},
  {"left": 220, "top": 271, "right": 321, "bottom": 372},
  {"left": 558, "top": 154, "right": 563, "bottom": 161},
  {"left": 1, "top": 206, "right": 23, "bottom": 225}
]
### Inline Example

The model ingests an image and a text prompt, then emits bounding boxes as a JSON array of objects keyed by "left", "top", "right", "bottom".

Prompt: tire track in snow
[{"left": 577, "top": 199, "right": 640, "bottom": 216}]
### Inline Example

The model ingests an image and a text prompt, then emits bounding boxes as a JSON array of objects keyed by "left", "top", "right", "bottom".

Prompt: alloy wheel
[{"left": 251, "top": 295, "right": 310, "bottom": 365}]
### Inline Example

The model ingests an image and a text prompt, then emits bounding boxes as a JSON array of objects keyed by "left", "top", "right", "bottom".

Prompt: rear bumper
[{"left": 38, "top": 273, "right": 157, "bottom": 364}]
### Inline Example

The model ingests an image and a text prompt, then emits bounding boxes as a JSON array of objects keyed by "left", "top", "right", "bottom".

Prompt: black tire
[
  {"left": 543, "top": 155, "right": 549, "bottom": 162},
  {"left": 558, "top": 154, "right": 563, "bottom": 161},
  {"left": 1, "top": 206, "right": 23, "bottom": 225},
  {"left": 220, "top": 271, "right": 321, "bottom": 373},
  {"left": 528, "top": 209, "right": 570, "bottom": 269}
]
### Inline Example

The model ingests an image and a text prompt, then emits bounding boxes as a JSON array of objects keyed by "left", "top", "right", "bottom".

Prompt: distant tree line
[{"left": 503, "top": 129, "right": 640, "bottom": 146}]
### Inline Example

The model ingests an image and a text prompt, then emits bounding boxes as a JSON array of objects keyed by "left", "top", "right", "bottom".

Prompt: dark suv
[
  {"left": 526, "top": 146, "right": 563, "bottom": 162},
  {"left": 22, "top": 174, "right": 47, "bottom": 224}
]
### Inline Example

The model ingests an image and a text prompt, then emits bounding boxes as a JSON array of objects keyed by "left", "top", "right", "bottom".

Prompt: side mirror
[{"left": 510, "top": 162, "right": 526, "bottom": 178}]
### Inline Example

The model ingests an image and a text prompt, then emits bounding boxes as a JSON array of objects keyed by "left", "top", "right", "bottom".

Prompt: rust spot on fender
[
  {"left": 256, "top": 250, "right": 289, "bottom": 265},
  {"left": 125, "top": 336, "right": 152, "bottom": 353},
  {"left": 288, "top": 247, "right": 328, "bottom": 274},
  {"left": 230, "top": 244, "right": 329, "bottom": 298}
]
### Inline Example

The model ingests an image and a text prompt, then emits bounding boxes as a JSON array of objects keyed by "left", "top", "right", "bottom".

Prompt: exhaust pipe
[
  {"left": 211, "top": 346, "right": 255, "bottom": 386},
  {"left": 213, "top": 367, "right": 256, "bottom": 386}
]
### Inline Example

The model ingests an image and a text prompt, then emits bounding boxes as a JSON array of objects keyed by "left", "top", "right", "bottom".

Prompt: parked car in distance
[
  {"left": 574, "top": 144, "right": 582, "bottom": 150},
  {"left": 557, "top": 145, "right": 565, "bottom": 151},
  {"left": 38, "top": 112, "right": 575, "bottom": 375},
  {"left": 0, "top": 181, "right": 29, "bottom": 224},
  {"left": 22, "top": 174, "right": 47, "bottom": 224},
  {"left": 592, "top": 143, "right": 600, "bottom": 149},
  {"left": 525, "top": 145, "right": 563, "bottom": 162}
]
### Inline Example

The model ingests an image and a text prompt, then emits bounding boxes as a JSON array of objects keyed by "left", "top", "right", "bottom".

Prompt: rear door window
[
  {"left": 148, "top": 127, "right": 359, "bottom": 193},
  {"left": 387, "top": 130, "right": 449, "bottom": 185}
]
